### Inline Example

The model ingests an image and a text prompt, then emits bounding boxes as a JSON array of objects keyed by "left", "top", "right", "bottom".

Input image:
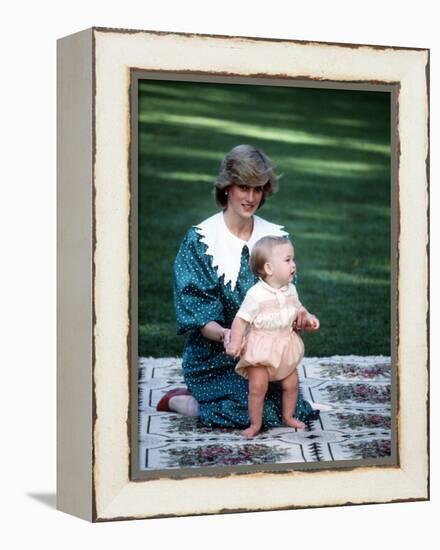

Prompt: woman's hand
[
  {"left": 200, "top": 322, "right": 229, "bottom": 344},
  {"left": 223, "top": 328, "right": 235, "bottom": 357},
  {"left": 222, "top": 329, "right": 231, "bottom": 350}
]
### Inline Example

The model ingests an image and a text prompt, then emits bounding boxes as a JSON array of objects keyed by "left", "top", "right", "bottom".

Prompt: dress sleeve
[
  {"left": 173, "top": 228, "right": 225, "bottom": 335},
  {"left": 236, "top": 288, "right": 259, "bottom": 323}
]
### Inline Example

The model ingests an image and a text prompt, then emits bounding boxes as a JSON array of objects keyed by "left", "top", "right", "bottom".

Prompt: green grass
[{"left": 138, "top": 81, "right": 391, "bottom": 357}]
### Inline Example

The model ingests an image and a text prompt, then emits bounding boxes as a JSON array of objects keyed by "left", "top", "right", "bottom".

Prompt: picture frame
[{"left": 57, "top": 27, "right": 429, "bottom": 522}]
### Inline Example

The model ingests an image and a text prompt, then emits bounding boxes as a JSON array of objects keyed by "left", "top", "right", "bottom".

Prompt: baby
[{"left": 226, "top": 236, "right": 319, "bottom": 438}]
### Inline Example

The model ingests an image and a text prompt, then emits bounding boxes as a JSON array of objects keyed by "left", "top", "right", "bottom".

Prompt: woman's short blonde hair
[
  {"left": 214, "top": 144, "right": 280, "bottom": 208},
  {"left": 250, "top": 236, "right": 291, "bottom": 278}
]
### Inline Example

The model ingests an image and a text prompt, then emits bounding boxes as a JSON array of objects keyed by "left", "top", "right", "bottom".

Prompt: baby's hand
[
  {"left": 226, "top": 344, "right": 241, "bottom": 358},
  {"left": 305, "top": 315, "right": 320, "bottom": 331}
]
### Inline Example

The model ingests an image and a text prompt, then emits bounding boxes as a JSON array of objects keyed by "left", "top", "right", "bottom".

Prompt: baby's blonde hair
[{"left": 250, "top": 236, "right": 291, "bottom": 279}]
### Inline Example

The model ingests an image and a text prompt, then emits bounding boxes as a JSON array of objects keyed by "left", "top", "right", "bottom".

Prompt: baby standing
[{"left": 226, "top": 236, "right": 319, "bottom": 438}]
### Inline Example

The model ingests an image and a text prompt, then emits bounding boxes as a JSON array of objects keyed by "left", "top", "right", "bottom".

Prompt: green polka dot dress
[{"left": 173, "top": 214, "right": 317, "bottom": 429}]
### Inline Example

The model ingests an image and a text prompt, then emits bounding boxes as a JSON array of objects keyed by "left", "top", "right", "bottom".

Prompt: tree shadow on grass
[{"left": 137, "top": 80, "right": 391, "bottom": 357}]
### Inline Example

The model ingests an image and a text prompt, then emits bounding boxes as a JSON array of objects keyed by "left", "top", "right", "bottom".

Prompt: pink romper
[{"left": 235, "top": 280, "right": 304, "bottom": 382}]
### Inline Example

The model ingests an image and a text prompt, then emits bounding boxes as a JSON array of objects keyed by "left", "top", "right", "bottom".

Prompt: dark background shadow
[{"left": 27, "top": 493, "right": 57, "bottom": 509}]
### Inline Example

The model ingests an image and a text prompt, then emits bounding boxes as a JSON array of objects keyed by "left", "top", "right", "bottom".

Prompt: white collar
[
  {"left": 258, "top": 279, "right": 291, "bottom": 294},
  {"left": 194, "top": 212, "right": 287, "bottom": 290}
]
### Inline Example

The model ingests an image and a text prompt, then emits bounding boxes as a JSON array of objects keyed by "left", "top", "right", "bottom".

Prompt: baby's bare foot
[
  {"left": 283, "top": 417, "right": 306, "bottom": 430},
  {"left": 242, "top": 424, "right": 261, "bottom": 438}
]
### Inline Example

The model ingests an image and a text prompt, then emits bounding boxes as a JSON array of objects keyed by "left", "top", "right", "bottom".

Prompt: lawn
[{"left": 138, "top": 80, "right": 391, "bottom": 357}]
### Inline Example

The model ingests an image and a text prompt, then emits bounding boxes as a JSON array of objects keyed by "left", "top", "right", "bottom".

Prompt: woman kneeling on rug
[{"left": 157, "top": 144, "right": 320, "bottom": 429}]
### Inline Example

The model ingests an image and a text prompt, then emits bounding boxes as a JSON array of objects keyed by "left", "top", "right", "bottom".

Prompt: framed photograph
[{"left": 57, "top": 27, "right": 429, "bottom": 522}]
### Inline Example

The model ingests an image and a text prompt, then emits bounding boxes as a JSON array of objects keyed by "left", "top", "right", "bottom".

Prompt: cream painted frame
[{"left": 57, "top": 27, "right": 429, "bottom": 522}]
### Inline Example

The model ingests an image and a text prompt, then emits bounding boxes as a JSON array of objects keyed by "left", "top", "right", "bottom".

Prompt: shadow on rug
[{"left": 138, "top": 356, "right": 392, "bottom": 470}]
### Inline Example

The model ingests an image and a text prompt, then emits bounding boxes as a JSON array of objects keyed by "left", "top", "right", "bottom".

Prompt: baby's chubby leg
[
  {"left": 280, "top": 370, "right": 306, "bottom": 430},
  {"left": 243, "top": 366, "right": 270, "bottom": 438}
]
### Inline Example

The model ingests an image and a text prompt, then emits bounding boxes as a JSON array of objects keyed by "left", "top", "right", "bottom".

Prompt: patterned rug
[{"left": 138, "top": 356, "right": 392, "bottom": 471}]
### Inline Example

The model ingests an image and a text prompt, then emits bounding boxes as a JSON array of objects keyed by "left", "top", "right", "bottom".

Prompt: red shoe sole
[{"left": 156, "top": 388, "right": 191, "bottom": 412}]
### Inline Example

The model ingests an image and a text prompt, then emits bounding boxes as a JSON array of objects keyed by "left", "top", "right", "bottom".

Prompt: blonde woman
[{"left": 157, "top": 145, "right": 320, "bottom": 429}]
